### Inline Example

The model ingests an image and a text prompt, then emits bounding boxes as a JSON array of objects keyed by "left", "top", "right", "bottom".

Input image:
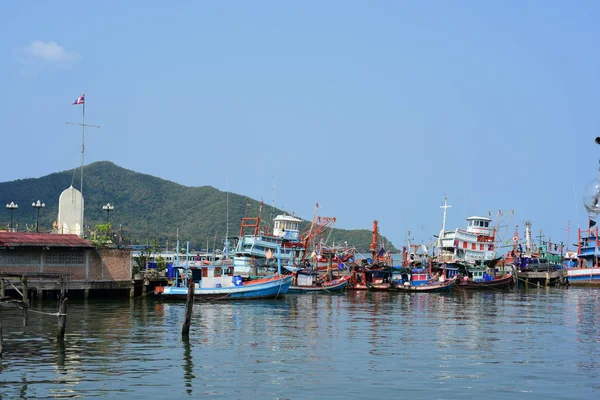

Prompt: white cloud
[{"left": 20, "top": 40, "right": 80, "bottom": 68}]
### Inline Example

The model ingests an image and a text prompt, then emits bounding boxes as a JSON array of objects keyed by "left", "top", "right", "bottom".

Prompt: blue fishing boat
[
  {"left": 392, "top": 268, "right": 456, "bottom": 292},
  {"left": 233, "top": 212, "right": 306, "bottom": 277},
  {"left": 566, "top": 226, "right": 600, "bottom": 285},
  {"left": 154, "top": 241, "right": 293, "bottom": 300}
]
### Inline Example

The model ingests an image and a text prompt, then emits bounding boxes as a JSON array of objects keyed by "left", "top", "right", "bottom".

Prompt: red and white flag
[{"left": 72, "top": 93, "right": 85, "bottom": 105}]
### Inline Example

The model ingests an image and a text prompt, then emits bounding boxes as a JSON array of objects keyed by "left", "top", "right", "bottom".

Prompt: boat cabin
[
  {"left": 272, "top": 215, "right": 301, "bottom": 241},
  {"left": 468, "top": 268, "right": 494, "bottom": 282},
  {"left": 394, "top": 269, "right": 431, "bottom": 287},
  {"left": 466, "top": 216, "right": 492, "bottom": 235},
  {"left": 176, "top": 265, "right": 242, "bottom": 289}
]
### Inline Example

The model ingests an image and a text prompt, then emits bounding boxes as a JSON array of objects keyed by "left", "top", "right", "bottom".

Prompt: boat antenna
[
  {"left": 223, "top": 178, "right": 229, "bottom": 257},
  {"left": 243, "top": 198, "right": 250, "bottom": 219},
  {"left": 271, "top": 175, "right": 276, "bottom": 222}
]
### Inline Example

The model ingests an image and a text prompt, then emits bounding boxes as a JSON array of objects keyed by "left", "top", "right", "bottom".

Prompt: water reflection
[
  {"left": 0, "top": 291, "right": 598, "bottom": 398},
  {"left": 182, "top": 338, "right": 194, "bottom": 395}
]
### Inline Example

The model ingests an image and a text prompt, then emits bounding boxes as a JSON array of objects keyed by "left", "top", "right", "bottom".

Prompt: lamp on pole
[
  {"left": 5, "top": 202, "right": 18, "bottom": 231},
  {"left": 102, "top": 203, "right": 114, "bottom": 225},
  {"left": 32, "top": 200, "right": 45, "bottom": 233}
]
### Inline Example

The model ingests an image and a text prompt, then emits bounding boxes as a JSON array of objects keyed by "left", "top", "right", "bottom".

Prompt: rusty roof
[{"left": 0, "top": 232, "right": 94, "bottom": 248}]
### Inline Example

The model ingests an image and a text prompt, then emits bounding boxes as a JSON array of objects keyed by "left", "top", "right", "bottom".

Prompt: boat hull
[
  {"left": 566, "top": 268, "right": 600, "bottom": 285},
  {"left": 157, "top": 275, "right": 293, "bottom": 300},
  {"left": 455, "top": 274, "right": 515, "bottom": 290},
  {"left": 288, "top": 276, "right": 350, "bottom": 293},
  {"left": 393, "top": 278, "right": 456, "bottom": 293}
]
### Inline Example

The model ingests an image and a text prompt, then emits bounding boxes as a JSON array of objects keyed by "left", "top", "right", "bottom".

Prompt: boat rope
[
  {"left": 2, "top": 301, "right": 67, "bottom": 316},
  {"left": 26, "top": 308, "right": 67, "bottom": 317},
  {"left": 275, "top": 277, "right": 283, "bottom": 299}
]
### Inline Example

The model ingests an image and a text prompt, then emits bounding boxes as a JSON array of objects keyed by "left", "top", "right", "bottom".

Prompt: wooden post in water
[
  {"left": 0, "top": 306, "right": 3, "bottom": 358},
  {"left": 327, "top": 253, "right": 334, "bottom": 281},
  {"left": 21, "top": 275, "right": 28, "bottom": 327},
  {"left": 181, "top": 279, "right": 194, "bottom": 337},
  {"left": 1, "top": 279, "right": 5, "bottom": 297},
  {"left": 57, "top": 295, "right": 68, "bottom": 341}
]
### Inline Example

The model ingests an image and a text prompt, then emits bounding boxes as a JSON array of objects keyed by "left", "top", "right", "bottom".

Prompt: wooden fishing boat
[
  {"left": 288, "top": 275, "right": 350, "bottom": 293},
  {"left": 349, "top": 220, "right": 395, "bottom": 291},
  {"left": 565, "top": 226, "right": 600, "bottom": 285},
  {"left": 154, "top": 241, "right": 292, "bottom": 300},
  {"left": 455, "top": 273, "right": 515, "bottom": 290},
  {"left": 392, "top": 276, "right": 457, "bottom": 292},
  {"left": 155, "top": 265, "right": 292, "bottom": 300}
]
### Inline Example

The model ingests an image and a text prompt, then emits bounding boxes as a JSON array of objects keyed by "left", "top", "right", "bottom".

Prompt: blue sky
[{"left": 1, "top": 1, "right": 599, "bottom": 249}]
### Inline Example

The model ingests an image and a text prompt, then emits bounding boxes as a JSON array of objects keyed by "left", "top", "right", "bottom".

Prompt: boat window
[
  {"left": 468, "top": 221, "right": 472, "bottom": 227},
  {"left": 484, "top": 221, "right": 489, "bottom": 227},
  {"left": 214, "top": 267, "right": 222, "bottom": 277},
  {"left": 471, "top": 243, "right": 476, "bottom": 250}
]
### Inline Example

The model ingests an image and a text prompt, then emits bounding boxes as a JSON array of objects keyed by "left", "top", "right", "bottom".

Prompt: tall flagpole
[
  {"left": 81, "top": 100, "right": 85, "bottom": 233},
  {"left": 67, "top": 94, "right": 100, "bottom": 237}
]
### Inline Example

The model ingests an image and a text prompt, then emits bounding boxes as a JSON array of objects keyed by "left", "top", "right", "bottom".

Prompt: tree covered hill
[{"left": 0, "top": 161, "right": 398, "bottom": 252}]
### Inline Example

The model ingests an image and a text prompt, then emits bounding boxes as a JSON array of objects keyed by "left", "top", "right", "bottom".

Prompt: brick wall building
[{"left": 0, "top": 232, "right": 132, "bottom": 283}]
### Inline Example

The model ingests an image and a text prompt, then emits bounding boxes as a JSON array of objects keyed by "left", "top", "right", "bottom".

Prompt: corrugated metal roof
[{"left": 0, "top": 232, "right": 94, "bottom": 248}]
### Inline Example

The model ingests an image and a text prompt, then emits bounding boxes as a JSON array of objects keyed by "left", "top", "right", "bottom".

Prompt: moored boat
[
  {"left": 455, "top": 269, "right": 515, "bottom": 290},
  {"left": 288, "top": 273, "right": 350, "bottom": 293},
  {"left": 392, "top": 276, "right": 457, "bottom": 292},
  {"left": 565, "top": 226, "right": 600, "bottom": 285},
  {"left": 155, "top": 272, "right": 293, "bottom": 300},
  {"left": 154, "top": 241, "right": 292, "bottom": 300}
]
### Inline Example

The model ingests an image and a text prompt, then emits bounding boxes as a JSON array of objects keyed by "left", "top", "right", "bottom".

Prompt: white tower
[{"left": 56, "top": 186, "right": 84, "bottom": 236}]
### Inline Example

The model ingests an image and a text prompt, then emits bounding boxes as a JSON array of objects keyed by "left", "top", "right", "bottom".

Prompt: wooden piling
[
  {"left": 0, "top": 279, "right": 5, "bottom": 297},
  {"left": 181, "top": 279, "right": 194, "bottom": 337},
  {"left": 21, "top": 275, "right": 28, "bottom": 327},
  {"left": 327, "top": 253, "right": 334, "bottom": 281},
  {"left": 0, "top": 306, "right": 3, "bottom": 358},
  {"left": 57, "top": 295, "right": 68, "bottom": 341}
]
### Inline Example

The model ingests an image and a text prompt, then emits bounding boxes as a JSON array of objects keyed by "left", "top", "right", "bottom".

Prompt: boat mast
[
  {"left": 438, "top": 196, "right": 452, "bottom": 258},
  {"left": 440, "top": 196, "right": 451, "bottom": 234},
  {"left": 370, "top": 220, "right": 378, "bottom": 264},
  {"left": 566, "top": 221, "right": 570, "bottom": 253}
]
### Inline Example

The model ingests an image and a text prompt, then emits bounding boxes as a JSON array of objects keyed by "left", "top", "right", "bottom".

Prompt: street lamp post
[
  {"left": 102, "top": 203, "right": 114, "bottom": 225},
  {"left": 5, "top": 202, "right": 18, "bottom": 231},
  {"left": 32, "top": 200, "right": 45, "bottom": 233}
]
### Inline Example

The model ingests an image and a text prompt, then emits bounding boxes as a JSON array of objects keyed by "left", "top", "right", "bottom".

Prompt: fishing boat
[
  {"left": 392, "top": 274, "right": 457, "bottom": 293},
  {"left": 288, "top": 272, "right": 350, "bottom": 293},
  {"left": 455, "top": 267, "right": 515, "bottom": 290},
  {"left": 348, "top": 220, "right": 394, "bottom": 291},
  {"left": 434, "top": 197, "right": 513, "bottom": 273},
  {"left": 565, "top": 226, "right": 600, "bottom": 285},
  {"left": 154, "top": 241, "right": 293, "bottom": 300},
  {"left": 233, "top": 211, "right": 305, "bottom": 277},
  {"left": 232, "top": 203, "right": 337, "bottom": 278}
]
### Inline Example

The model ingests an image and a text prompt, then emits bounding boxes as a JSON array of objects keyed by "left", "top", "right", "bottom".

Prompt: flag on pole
[{"left": 72, "top": 93, "right": 85, "bottom": 105}]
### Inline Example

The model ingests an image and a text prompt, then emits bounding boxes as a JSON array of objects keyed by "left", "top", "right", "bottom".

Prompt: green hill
[{"left": 0, "top": 161, "right": 397, "bottom": 252}]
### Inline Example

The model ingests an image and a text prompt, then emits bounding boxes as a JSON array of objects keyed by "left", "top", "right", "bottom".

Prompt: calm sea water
[{"left": 0, "top": 288, "right": 599, "bottom": 399}]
